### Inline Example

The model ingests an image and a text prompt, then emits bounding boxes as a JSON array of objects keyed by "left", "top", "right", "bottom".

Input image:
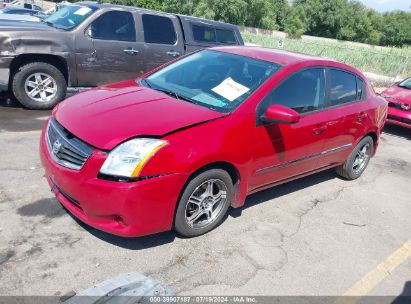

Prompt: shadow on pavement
[
  {"left": 230, "top": 169, "right": 337, "bottom": 218},
  {"left": 392, "top": 281, "right": 411, "bottom": 304},
  {"left": 66, "top": 210, "right": 177, "bottom": 250},
  {"left": 0, "top": 93, "right": 51, "bottom": 132},
  {"left": 61, "top": 169, "right": 336, "bottom": 249},
  {"left": 383, "top": 124, "right": 411, "bottom": 141}
]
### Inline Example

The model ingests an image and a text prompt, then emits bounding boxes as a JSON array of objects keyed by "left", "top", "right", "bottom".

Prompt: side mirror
[{"left": 262, "top": 104, "right": 300, "bottom": 124}]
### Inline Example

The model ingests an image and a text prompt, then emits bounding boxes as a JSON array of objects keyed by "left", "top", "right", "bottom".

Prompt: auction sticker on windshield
[
  {"left": 74, "top": 7, "right": 92, "bottom": 16},
  {"left": 212, "top": 77, "right": 250, "bottom": 102}
]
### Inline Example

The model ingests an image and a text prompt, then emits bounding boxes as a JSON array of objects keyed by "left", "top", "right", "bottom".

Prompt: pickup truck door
[
  {"left": 75, "top": 10, "right": 145, "bottom": 87},
  {"left": 135, "top": 12, "right": 185, "bottom": 72}
]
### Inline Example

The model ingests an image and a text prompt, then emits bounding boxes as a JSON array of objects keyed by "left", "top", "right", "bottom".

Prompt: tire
[
  {"left": 174, "top": 169, "right": 233, "bottom": 237},
  {"left": 12, "top": 62, "right": 67, "bottom": 110},
  {"left": 336, "top": 136, "right": 374, "bottom": 180}
]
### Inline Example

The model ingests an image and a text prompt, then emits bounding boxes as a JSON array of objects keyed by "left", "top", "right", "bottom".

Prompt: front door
[
  {"left": 250, "top": 68, "right": 329, "bottom": 191},
  {"left": 75, "top": 10, "right": 143, "bottom": 87}
]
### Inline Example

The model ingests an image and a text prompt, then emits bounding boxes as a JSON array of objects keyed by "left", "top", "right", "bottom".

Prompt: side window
[
  {"left": 90, "top": 11, "right": 136, "bottom": 42},
  {"left": 192, "top": 24, "right": 216, "bottom": 43},
  {"left": 357, "top": 77, "right": 365, "bottom": 100},
  {"left": 191, "top": 24, "right": 237, "bottom": 45},
  {"left": 142, "top": 14, "right": 176, "bottom": 44},
  {"left": 262, "top": 68, "right": 326, "bottom": 114},
  {"left": 216, "top": 29, "right": 237, "bottom": 44},
  {"left": 329, "top": 69, "right": 357, "bottom": 106}
]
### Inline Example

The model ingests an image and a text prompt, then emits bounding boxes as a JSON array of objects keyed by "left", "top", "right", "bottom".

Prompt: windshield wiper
[{"left": 141, "top": 79, "right": 196, "bottom": 104}]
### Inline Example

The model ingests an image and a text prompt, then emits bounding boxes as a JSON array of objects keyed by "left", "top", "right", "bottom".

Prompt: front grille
[
  {"left": 46, "top": 118, "right": 94, "bottom": 170},
  {"left": 387, "top": 115, "right": 411, "bottom": 125},
  {"left": 388, "top": 102, "right": 411, "bottom": 112}
]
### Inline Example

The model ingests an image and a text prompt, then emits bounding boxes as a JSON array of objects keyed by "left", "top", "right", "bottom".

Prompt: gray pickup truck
[{"left": 0, "top": 2, "right": 244, "bottom": 109}]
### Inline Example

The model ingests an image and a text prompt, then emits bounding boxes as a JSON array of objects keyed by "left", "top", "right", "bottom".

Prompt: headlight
[{"left": 100, "top": 138, "right": 168, "bottom": 178}]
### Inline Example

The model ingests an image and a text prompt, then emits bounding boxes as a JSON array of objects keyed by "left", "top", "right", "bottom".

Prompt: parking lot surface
[{"left": 0, "top": 95, "right": 410, "bottom": 297}]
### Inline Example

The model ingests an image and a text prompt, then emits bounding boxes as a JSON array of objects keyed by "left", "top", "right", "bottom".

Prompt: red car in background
[
  {"left": 40, "top": 47, "right": 387, "bottom": 238},
  {"left": 381, "top": 77, "right": 411, "bottom": 129}
]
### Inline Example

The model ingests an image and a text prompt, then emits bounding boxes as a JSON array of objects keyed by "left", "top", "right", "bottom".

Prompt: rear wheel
[
  {"left": 336, "top": 136, "right": 374, "bottom": 180},
  {"left": 174, "top": 169, "right": 233, "bottom": 237},
  {"left": 12, "top": 62, "right": 67, "bottom": 110}
]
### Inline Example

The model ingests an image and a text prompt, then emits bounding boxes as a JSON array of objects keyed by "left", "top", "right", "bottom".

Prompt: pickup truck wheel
[
  {"left": 12, "top": 62, "right": 67, "bottom": 110},
  {"left": 174, "top": 169, "right": 233, "bottom": 237},
  {"left": 336, "top": 136, "right": 374, "bottom": 180}
]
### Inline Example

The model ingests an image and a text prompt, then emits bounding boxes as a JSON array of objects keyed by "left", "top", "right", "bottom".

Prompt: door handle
[
  {"left": 312, "top": 124, "right": 327, "bottom": 135},
  {"left": 123, "top": 48, "right": 139, "bottom": 55},
  {"left": 357, "top": 112, "right": 368, "bottom": 122},
  {"left": 167, "top": 50, "right": 180, "bottom": 58}
]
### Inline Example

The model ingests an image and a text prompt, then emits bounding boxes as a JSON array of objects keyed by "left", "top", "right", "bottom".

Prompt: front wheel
[
  {"left": 174, "top": 169, "right": 233, "bottom": 237},
  {"left": 12, "top": 62, "right": 67, "bottom": 110},
  {"left": 336, "top": 136, "right": 374, "bottom": 180}
]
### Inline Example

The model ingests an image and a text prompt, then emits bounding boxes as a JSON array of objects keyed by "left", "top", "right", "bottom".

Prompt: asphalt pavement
[{"left": 0, "top": 94, "right": 410, "bottom": 299}]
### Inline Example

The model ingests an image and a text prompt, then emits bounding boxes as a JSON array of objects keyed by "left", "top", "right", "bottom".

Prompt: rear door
[
  {"left": 250, "top": 68, "right": 329, "bottom": 191},
  {"left": 318, "top": 68, "right": 368, "bottom": 167},
  {"left": 75, "top": 10, "right": 143, "bottom": 86},
  {"left": 137, "top": 12, "right": 184, "bottom": 72}
]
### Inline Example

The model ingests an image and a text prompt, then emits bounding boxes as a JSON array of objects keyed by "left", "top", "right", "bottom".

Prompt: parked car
[
  {"left": 0, "top": 6, "right": 46, "bottom": 20},
  {"left": 381, "top": 76, "right": 411, "bottom": 128},
  {"left": 0, "top": 2, "right": 244, "bottom": 110},
  {"left": 1, "top": 6, "right": 42, "bottom": 14},
  {"left": 2, "top": 0, "right": 42, "bottom": 10},
  {"left": 40, "top": 47, "right": 387, "bottom": 238}
]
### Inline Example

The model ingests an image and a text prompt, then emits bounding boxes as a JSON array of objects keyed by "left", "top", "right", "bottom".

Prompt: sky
[{"left": 359, "top": 0, "right": 411, "bottom": 12}]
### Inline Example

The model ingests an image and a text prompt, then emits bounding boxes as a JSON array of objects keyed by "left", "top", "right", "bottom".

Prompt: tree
[
  {"left": 284, "top": 6, "right": 307, "bottom": 38},
  {"left": 380, "top": 11, "right": 411, "bottom": 47}
]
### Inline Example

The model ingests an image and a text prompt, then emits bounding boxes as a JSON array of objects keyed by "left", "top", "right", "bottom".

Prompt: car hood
[
  {"left": 382, "top": 85, "right": 411, "bottom": 102},
  {"left": 55, "top": 81, "right": 228, "bottom": 150}
]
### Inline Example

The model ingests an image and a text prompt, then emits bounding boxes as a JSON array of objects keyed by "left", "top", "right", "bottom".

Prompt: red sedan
[
  {"left": 40, "top": 47, "right": 387, "bottom": 238},
  {"left": 381, "top": 77, "right": 411, "bottom": 129}
]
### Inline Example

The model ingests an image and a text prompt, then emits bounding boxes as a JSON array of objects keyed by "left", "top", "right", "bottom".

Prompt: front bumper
[
  {"left": 40, "top": 124, "right": 188, "bottom": 237},
  {"left": 0, "top": 56, "right": 13, "bottom": 92},
  {"left": 386, "top": 107, "right": 411, "bottom": 129}
]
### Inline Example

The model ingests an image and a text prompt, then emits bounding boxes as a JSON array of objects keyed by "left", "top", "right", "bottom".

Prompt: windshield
[
  {"left": 44, "top": 5, "right": 96, "bottom": 30},
  {"left": 143, "top": 50, "right": 281, "bottom": 113},
  {"left": 398, "top": 77, "right": 411, "bottom": 90}
]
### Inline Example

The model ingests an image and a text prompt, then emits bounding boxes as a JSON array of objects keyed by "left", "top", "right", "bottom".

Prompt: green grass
[{"left": 243, "top": 32, "right": 411, "bottom": 81}]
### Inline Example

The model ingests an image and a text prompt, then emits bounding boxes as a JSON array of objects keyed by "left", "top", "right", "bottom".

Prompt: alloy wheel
[
  {"left": 24, "top": 73, "right": 58, "bottom": 103},
  {"left": 185, "top": 179, "right": 228, "bottom": 229},
  {"left": 352, "top": 143, "right": 371, "bottom": 174}
]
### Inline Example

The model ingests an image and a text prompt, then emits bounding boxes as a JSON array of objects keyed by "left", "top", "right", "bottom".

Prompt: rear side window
[
  {"left": 90, "top": 11, "right": 136, "bottom": 42},
  {"left": 191, "top": 24, "right": 237, "bottom": 44},
  {"left": 262, "top": 68, "right": 326, "bottom": 114},
  {"left": 216, "top": 29, "right": 237, "bottom": 44},
  {"left": 357, "top": 77, "right": 365, "bottom": 100},
  {"left": 329, "top": 69, "right": 357, "bottom": 105},
  {"left": 143, "top": 14, "right": 176, "bottom": 45},
  {"left": 192, "top": 24, "right": 215, "bottom": 43}
]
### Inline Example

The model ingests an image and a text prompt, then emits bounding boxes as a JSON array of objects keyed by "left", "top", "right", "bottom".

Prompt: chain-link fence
[{"left": 242, "top": 31, "right": 411, "bottom": 88}]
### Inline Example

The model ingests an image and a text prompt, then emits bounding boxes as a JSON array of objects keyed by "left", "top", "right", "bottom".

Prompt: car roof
[
  {"left": 77, "top": 2, "right": 237, "bottom": 27},
  {"left": 211, "top": 46, "right": 339, "bottom": 66}
]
